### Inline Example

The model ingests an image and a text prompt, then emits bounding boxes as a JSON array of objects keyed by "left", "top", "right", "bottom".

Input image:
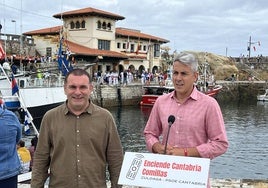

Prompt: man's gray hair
[{"left": 173, "top": 52, "right": 199, "bottom": 72}]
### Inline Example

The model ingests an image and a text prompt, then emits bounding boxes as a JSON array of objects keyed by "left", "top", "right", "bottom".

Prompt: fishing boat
[
  {"left": 257, "top": 89, "right": 268, "bottom": 101},
  {"left": 139, "top": 84, "right": 222, "bottom": 106},
  {"left": 199, "top": 84, "right": 223, "bottom": 97},
  {"left": 140, "top": 85, "right": 174, "bottom": 106},
  {"left": 140, "top": 62, "right": 222, "bottom": 106}
]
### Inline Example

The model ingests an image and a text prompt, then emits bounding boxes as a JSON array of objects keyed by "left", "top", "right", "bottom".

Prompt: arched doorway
[
  {"left": 128, "top": 64, "right": 135, "bottom": 72},
  {"left": 152, "top": 66, "right": 158, "bottom": 74},
  {"left": 118, "top": 64, "right": 124, "bottom": 73},
  {"left": 138, "top": 65, "right": 146, "bottom": 78}
]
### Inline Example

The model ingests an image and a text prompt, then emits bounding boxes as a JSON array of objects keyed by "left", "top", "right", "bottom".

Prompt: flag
[
  {"left": 11, "top": 74, "right": 19, "bottom": 95},
  {"left": 253, "top": 46, "right": 256, "bottom": 51},
  {"left": 0, "top": 42, "right": 5, "bottom": 60},
  {"left": 24, "top": 111, "right": 31, "bottom": 135},
  {"left": 0, "top": 98, "right": 4, "bottom": 108},
  {"left": 57, "top": 37, "right": 73, "bottom": 76}
]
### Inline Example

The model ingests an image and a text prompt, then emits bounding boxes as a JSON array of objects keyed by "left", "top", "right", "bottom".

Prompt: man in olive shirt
[{"left": 31, "top": 69, "right": 123, "bottom": 188}]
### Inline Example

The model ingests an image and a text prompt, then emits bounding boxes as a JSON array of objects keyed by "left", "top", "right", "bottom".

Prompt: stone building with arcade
[{"left": 23, "top": 7, "right": 169, "bottom": 77}]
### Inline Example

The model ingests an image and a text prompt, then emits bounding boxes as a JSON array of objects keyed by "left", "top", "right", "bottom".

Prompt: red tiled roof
[
  {"left": 24, "top": 26, "right": 169, "bottom": 44},
  {"left": 53, "top": 7, "right": 125, "bottom": 20},
  {"left": 24, "top": 26, "right": 62, "bottom": 35},
  {"left": 116, "top": 28, "right": 169, "bottom": 43},
  {"left": 65, "top": 40, "right": 128, "bottom": 59}
]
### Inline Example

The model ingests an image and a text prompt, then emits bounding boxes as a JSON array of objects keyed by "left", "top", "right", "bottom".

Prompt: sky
[{"left": 1, "top": 0, "right": 268, "bottom": 57}]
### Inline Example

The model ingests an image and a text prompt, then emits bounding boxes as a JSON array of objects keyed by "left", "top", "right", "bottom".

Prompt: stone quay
[{"left": 91, "top": 80, "right": 268, "bottom": 107}]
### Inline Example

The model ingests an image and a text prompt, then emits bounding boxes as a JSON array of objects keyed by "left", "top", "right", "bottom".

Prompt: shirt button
[
  {"left": 77, "top": 144, "right": 79, "bottom": 147},
  {"left": 77, "top": 159, "right": 80, "bottom": 162},
  {"left": 78, "top": 175, "right": 81, "bottom": 178},
  {"left": 77, "top": 130, "right": 80, "bottom": 133}
]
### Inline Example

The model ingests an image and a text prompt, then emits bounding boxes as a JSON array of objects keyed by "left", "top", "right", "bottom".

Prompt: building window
[
  {"left": 123, "top": 43, "right": 126, "bottom": 49},
  {"left": 97, "top": 21, "right": 101, "bottom": 29},
  {"left": 143, "top": 45, "right": 147, "bottom": 51},
  {"left": 130, "top": 44, "right": 135, "bottom": 52},
  {"left": 75, "top": 21, "right": 80, "bottom": 29},
  {"left": 117, "top": 42, "right": 121, "bottom": 49},
  {"left": 154, "top": 44, "right": 160, "bottom": 57},
  {"left": 98, "top": 40, "right": 110, "bottom": 50},
  {"left": 81, "top": 20, "right": 86, "bottom": 28},
  {"left": 97, "top": 21, "right": 112, "bottom": 31},
  {"left": 70, "top": 21, "right": 75, "bottom": 29},
  {"left": 107, "top": 23, "right": 111, "bottom": 30},
  {"left": 102, "top": 22, "right": 106, "bottom": 29},
  {"left": 106, "top": 65, "right": 111, "bottom": 72}
]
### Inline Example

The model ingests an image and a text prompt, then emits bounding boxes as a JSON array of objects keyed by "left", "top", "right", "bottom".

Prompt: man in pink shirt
[{"left": 144, "top": 52, "right": 228, "bottom": 187}]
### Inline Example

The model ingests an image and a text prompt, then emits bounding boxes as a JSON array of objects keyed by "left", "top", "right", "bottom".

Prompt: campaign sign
[{"left": 118, "top": 152, "right": 210, "bottom": 188}]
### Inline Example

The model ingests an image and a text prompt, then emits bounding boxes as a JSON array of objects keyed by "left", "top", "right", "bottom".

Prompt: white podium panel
[{"left": 119, "top": 152, "right": 210, "bottom": 188}]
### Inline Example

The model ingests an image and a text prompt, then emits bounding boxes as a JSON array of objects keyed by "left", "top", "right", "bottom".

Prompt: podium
[{"left": 118, "top": 152, "right": 210, "bottom": 188}]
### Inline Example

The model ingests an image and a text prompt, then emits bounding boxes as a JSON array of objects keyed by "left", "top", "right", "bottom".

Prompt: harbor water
[
  {"left": 106, "top": 100, "right": 268, "bottom": 180},
  {"left": 23, "top": 100, "right": 268, "bottom": 180}
]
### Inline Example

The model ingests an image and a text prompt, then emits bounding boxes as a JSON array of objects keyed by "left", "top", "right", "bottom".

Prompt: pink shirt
[{"left": 144, "top": 87, "right": 228, "bottom": 159}]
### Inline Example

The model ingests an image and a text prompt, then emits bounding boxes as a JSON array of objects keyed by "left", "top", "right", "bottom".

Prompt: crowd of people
[
  {"left": 93, "top": 69, "right": 168, "bottom": 86},
  {"left": 0, "top": 52, "right": 229, "bottom": 188}
]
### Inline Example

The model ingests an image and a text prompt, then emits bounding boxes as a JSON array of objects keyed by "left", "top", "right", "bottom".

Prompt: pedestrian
[
  {"left": 143, "top": 52, "right": 229, "bottom": 188},
  {"left": 0, "top": 97, "right": 22, "bottom": 188},
  {"left": 28, "top": 136, "right": 38, "bottom": 171},
  {"left": 17, "top": 140, "right": 31, "bottom": 173},
  {"left": 31, "top": 68, "right": 123, "bottom": 188}
]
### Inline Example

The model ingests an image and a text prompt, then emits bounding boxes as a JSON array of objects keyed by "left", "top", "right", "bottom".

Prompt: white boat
[
  {"left": 0, "top": 63, "right": 67, "bottom": 127},
  {"left": 0, "top": 36, "right": 75, "bottom": 128},
  {"left": 257, "top": 89, "right": 268, "bottom": 101}
]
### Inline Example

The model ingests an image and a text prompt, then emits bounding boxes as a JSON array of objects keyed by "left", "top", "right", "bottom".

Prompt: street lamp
[{"left": 11, "top": 20, "right": 16, "bottom": 34}]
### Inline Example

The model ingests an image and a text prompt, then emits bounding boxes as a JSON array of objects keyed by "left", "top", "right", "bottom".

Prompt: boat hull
[
  {"left": 140, "top": 95, "right": 159, "bottom": 106},
  {"left": 257, "top": 96, "right": 268, "bottom": 101},
  {"left": 2, "top": 96, "right": 21, "bottom": 109},
  {"left": 140, "top": 85, "right": 174, "bottom": 106},
  {"left": 205, "top": 85, "right": 222, "bottom": 97},
  {"left": 2, "top": 87, "right": 65, "bottom": 128},
  {"left": 257, "top": 89, "right": 268, "bottom": 102},
  {"left": 140, "top": 85, "right": 222, "bottom": 106},
  {"left": 27, "top": 102, "right": 64, "bottom": 128}
]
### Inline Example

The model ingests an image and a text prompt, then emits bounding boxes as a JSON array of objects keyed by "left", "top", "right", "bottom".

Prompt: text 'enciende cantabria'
[{"left": 142, "top": 160, "right": 202, "bottom": 177}]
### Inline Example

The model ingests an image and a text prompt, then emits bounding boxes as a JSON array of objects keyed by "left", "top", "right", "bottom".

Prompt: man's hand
[{"left": 152, "top": 142, "right": 173, "bottom": 154}]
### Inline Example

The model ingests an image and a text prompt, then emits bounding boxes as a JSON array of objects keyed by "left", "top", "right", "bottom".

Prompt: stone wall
[
  {"left": 216, "top": 81, "right": 267, "bottom": 102},
  {"left": 91, "top": 81, "right": 268, "bottom": 108},
  {"left": 91, "top": 84, "right": 143, "bottom": 107}
]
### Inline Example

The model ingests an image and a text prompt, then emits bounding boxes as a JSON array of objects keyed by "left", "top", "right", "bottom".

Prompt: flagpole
[{"left": 0, "top": 64, "right": 39, "bottom": 136}]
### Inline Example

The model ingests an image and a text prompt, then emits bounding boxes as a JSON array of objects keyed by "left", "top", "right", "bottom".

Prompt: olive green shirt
[{"left": 31, "top": 101, "right": 123, "bottom": 188}]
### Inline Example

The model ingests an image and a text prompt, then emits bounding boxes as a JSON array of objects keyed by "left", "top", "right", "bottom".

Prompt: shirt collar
[
  {"left": 63, "top": 100, "right": 93, "bottom": 115},
  {"left": 171, "top": 86, "right": 198, "bottom": 102}
]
